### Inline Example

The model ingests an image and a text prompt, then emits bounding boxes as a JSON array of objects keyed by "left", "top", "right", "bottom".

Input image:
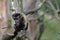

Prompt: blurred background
[{"left": 0, "top": 0, "right": 60, "bottom": 40}]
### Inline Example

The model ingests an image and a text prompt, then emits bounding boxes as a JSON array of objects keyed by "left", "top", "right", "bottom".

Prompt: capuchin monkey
[
  {"left": 12, "top": 13, "right": 28, "bottom": 39},
  {"left": 2, "top": 13, "right": 28, "bottom": 40}
]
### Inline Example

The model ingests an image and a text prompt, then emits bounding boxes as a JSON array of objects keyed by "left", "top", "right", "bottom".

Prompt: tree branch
[
  {"left": 55, "top": 0, "right": 59, "bottom": 10},
  {"left": 23, "top": 0, "right": 46, "bottom": 14},
  {"left": 46, "top": 0, "right": 60, "bottom": 22},
  {"left": 46, "top": 0, "right": 56, "bottom": 11}
]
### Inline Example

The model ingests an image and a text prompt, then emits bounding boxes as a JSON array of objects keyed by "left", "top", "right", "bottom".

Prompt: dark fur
[
  {"left": 2, "top": 13, "right": 28, "bottom": 40},
  {"left": 12, "top": 13, "right": 28, "bottom": 39}
]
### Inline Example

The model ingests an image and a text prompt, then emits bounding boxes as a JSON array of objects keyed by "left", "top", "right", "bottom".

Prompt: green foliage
[
  {"left": 37, "top": 0, "right": 60, "bottom": 39},
  {"left": 40, "top": 17, "right": 60, "bottom": 40},
  {"left": 50, "top": 0, "right": 57, "bottom": 9},
  {"left": 39, "top": 2, "right": 54, "bottom": 16},
  {"left": 7, "top": 17, "right": 12, "bottom": 28},
  {"left": 39, "top": 3, "right": 47, "bottom": 11}
]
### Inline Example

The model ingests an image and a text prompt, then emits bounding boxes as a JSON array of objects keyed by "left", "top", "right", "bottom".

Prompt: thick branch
[{"left": 23, "top": 0, "right": 46, "bottom": 14}]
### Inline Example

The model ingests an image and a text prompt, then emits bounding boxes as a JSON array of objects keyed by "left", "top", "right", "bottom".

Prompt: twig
[
  {"left": 55, "top": 0, "right": 60, "bottom": 10},
  {"left": 46, "top": 0, "right": 56, "bottom": 11}
]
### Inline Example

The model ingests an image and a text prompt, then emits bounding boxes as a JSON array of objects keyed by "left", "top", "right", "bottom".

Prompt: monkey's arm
[{"left": 24, "top": 23, "right": 28, "bottom": 30}]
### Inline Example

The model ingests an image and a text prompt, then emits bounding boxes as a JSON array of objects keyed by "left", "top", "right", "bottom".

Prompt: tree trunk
[{"left": 0, "top": 0, "right": 7, "bottom": 40}]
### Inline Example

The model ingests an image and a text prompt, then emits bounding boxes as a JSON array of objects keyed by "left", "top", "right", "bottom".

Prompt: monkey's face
[
  {"left": 12, "top": 13, "right": 28, "bottom": 31},
  {"left": 12, "top": 13, "right": 22, "bottom": 26},
  {"left": 14, "top": 16, "right": 20, "bottom": 26}
]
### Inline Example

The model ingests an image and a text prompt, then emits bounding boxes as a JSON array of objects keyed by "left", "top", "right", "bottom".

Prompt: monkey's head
[{"left": 12, "top": 13, "right": 24, "bottom": 26}]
